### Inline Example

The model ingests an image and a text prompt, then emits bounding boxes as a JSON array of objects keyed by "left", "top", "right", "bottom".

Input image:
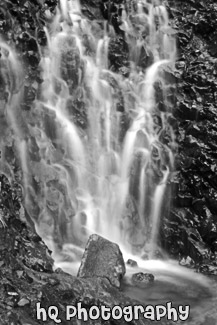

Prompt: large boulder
[{"left": 77, "top": 234, "right": 126, "bottom": 288}]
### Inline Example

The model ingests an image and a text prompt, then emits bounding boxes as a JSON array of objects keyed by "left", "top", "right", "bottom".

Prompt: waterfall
[{"left": 0, "top": 0, "right": 177, "bottom": 268}]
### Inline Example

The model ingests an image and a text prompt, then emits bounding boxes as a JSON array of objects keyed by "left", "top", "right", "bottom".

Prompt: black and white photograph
[{"left": 0, "top": 0, "right": 216, "bottom": 324}]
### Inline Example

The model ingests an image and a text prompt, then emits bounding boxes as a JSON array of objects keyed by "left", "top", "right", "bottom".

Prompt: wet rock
[
  {"left": 28, "top": 136, "right": 41, "bottom": 162},
  {"left": 182, "top": 228, "right": 210, "bottom": 264},
  {"left": 59, "top": 36, "right": 83, "bottom": 94},
  {"left": 131, "top": 272, "right": 155, "bottom": 287},
  {"left": 179, "top": 256, "right": 195, "bottom": 268},
  {"left": 200, "top": 215, "right": 217, "bottom": 247},
  {"left": 175, "top": 101, "right": 204, "bottom": 121},
  {"left": 174, "top": 193, "right": 193, "bottom": 208},
  {"left": 100, "top": 0, "right": 124, "bottom": 33},
  {"left": 66, "top": 95, "right": 88, "bottom": 129},
  {"left": 126, "top": 259, "right": 138, "bottom": 267},
  {"left": 17, "top": 297, "right": 30, "bottom": 307},
  {"left": 199, "top": 264, "right": 217, "bottom": 276},
  {"left": 108, "top": 37, "right": 129, "bottom": 75},
  {"left": 23, "top": 84, "right": 37, "bottom": 107},
  {"left": 37, "top": 28, "right": 47, "bottom": 46},
  {"left": 77, "top": 234, "right": 126, "bottom": 288},
  {"left": 121, "top": 196, "right": 147, "bottom": 248},
  {"left": 25, "top": 51, "right": 40, "bottom": 68}
]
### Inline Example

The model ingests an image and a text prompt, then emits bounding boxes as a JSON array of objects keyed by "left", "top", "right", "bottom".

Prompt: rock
[
  {"left": 131, "top": 272, "right": 155, "bottom": 287},
  {"left": 17, "top": 298, "right": 30, "bottom": 307},
  {"left": 16, "top": 270, "right": 24, "bottom": 278},
  {"left": 160, "top": 0, "right": 217, "bottom": 267},
  {"left": 179, "top": 256, "right": 195, "bottom": 268},
  {"left": 108, "top": 37, "right": 129, "bottom": 75},
  {"left": 77, "top": 234, "right": 126, "bottom": 288},
  {"left": 126, "top": 259, "right": 138, "bottom": 267},
  {"left": 66, "top": 95, "right": 88, "bottom": 129},
  {"left": 182, "top": 228, "right": 210, "bottom": 264},
  {"left": 199, "top": 264, "right": 217, "bottom": 276},
  {"left": 174, "top": 193, "right": 193, "bottom": 208},
  {"left": 48, "top": 277, "right": 60, "bottom": 286}
]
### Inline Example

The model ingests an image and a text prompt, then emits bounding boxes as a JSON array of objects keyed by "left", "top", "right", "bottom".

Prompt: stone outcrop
[
  {"left": 78, "top": 234, "right": 126, "bottom": 288},
  {"left": 160, "top": 0, "right": 217, "bottom": 273}
]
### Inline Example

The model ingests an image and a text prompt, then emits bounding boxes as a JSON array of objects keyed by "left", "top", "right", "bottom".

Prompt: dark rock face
[
  {"left": 108, "top": 37, "right": 129, "bottom": 75},
  {"left": 78, "top": 234, "right": 126, "bottom": 288},
  {"left": 160, "top": 0, "right": 217, "bottom": 272},
  {"left": 0, "top": 175, "right": 53, "bottom": 323}
]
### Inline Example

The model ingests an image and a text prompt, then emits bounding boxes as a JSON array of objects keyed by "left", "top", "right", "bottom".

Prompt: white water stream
[
  {"left": 35, "top": 0, "right": 176, "bottom": 256},
  {"left": 0, "top": 0, "right": 184, "bottom": 266}
]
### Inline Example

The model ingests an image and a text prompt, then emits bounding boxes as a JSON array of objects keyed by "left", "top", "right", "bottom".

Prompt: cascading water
[
  {"left": 1, "top": 2, "right": 217, "bottom": 323},
  {"left": 1, "top": 0, "right": 177, "bottom": 264},
  {"left": 40, "top": 0, "right": 176, "bottom": 257},
  {"left": 0, "top": 0, "right": 206, "bottom": 283}
]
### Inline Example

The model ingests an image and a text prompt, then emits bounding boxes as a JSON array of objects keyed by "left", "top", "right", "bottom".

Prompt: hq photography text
[{"left": 36, "top": 301, "right": 190, "bottom": 323}]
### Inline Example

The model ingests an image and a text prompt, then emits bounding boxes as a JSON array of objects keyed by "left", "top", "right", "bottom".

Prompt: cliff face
[{"left": 161, "top": 0, "right": 217, "bottom": 272}]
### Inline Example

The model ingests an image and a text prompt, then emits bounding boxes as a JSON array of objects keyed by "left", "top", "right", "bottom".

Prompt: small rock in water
[
  {"left": 126, "top": 259, "right": 138, "bottom": 267},
  {"left": 77, "top": 234, "right": 126, "bottom": 288},
  {"left": 131, "top": 272, "right": 155, "bottom": 287},
  {"left": 179, "top": 256, "right": 195, "bottom": 268}
]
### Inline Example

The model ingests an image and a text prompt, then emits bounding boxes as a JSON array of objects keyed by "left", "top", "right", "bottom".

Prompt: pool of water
[
  {"left": 44, "top": 239, "right": 217, "bottom": 325},
  {"left": 122, "top": 266, "right": 217, "bottom": 325}
]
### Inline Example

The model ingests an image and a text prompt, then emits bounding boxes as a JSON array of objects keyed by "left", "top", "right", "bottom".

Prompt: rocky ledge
[{"left": 160, "top": 0, "right": 217, "bottom": 274}]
